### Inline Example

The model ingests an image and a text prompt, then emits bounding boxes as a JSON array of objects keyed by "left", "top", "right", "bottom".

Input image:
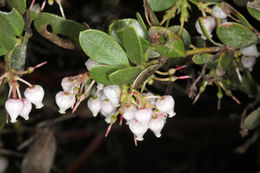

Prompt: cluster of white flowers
[
  {"left": 55, "top": 73, "right": 91, "bottom": 114},
  {"left": 87, "top": 84, "right": 176, "bottom": 142},
  {"left": 5, "top": 85, "right": 44, "bottom": 123},
  {"left": 2, "top": 62, "right": 47, "bottom": 123}
]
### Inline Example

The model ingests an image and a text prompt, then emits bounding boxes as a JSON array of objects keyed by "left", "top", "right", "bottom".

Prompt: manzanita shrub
[{"left": 0, "top": 0, "right": 260, "bottom": 150}]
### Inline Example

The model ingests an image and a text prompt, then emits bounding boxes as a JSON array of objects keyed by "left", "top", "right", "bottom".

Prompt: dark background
[{"left": 1, "top": 0, "right": 260, "bottom": 172}]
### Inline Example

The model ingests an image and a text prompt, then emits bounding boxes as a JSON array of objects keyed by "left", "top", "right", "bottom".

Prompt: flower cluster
[
  {"left": 55, "top": 72, "right": 94, "bottom": 114},
  {"left": 87, "top": 84, "right": 176, "bottom": 143},
  {"left": 2, "top": 62, "right": 46, "bottom": 123}
]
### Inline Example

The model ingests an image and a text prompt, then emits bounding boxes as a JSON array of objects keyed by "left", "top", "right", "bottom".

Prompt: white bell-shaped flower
[
  {"left": 85, "top": 58, "right": 99, "bottom": 71},
  {"left": 19, "top": 99, "right": 32, "bottom": 120},
  {"left": 103, "top": 85, "right": 121, "bottom": 107},
  {"left": 240, "top": 44, "right": 260, "bottom": 57},
  {"left": 195, "top": 16, "right": 216, "bottom": 40},
  {"left": 87, "top": 97, "right": 101, "bottom": 117},
  {"left": 24, "top": 85, "right": 44, "bottom": 109},
  {"left": 134, "top": 108, "right": 153, "bottom": 126},
  {"left": 5, "top": 98, "right": 23, "bottom": 123},
  {"left": 100, "top": 99, "right": 117, "bottom": 123},
  {"left": 156, "top": 95, "right": 176, "bottom": 117},
  {"left": 212, "top": 5, "right": 227, "bottom": 19},
  {"left": 55, "top": 91, "right": 76, "bottom": 114},
  {"left": 122, "top": 104, "right": 136, "bottom": 122},
  {"left": 0, "top": 156, "right": 8, "bottom": 173},
  {"left": 61, "top": 77, "right": 80, "bottom": 93},
  {"left": 128, "top": 119, "right": 148, "bottom": 141},
  {"left": 148, "top": 116, "right": 166, "bottom": 138},
  {"left": 241, "top": 56, "right": 256, "bottom": 72}
]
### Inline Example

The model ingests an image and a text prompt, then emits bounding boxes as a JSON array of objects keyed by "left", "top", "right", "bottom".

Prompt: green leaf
[
  {"left": 0, "top": 9, "right": 24, "bottom": 50},
  {"left": 136, "top": 13, "right": 148, "bottom": 33},
  {"left": 244, "top": 107, "right": 260, "bottom": 130},
  {"left": 216, "top": 22, "right": 258, "bottom": 48},
  {"left": 10, "top": 40, "right": 27, "bottom": 71},
  {"left": 89, "top": 65, "right": 118, "bottom": 85},
  {"left": 122, "top": 27, "right": 144, "bottom": 65},
  {"left": 80, "top": 29, "right": 130, "bottom": 68},
  {"left": 109, "top": 67, "right": 143, "bottom": 85},
  {"left": 192, "top": 53, "right": 213, "bottom": 65},
  {"left": 0, "top": 46, "right": 7, "bottom": 56},
  {"left": 218, "top": 53, "right": 233, "bottom": 72},
  {"left": 34, "top": 12, "right": 85, "bottom": 49},
  {"left": 149, "top": 26, "right": 185, "bottom": 58},
  {"left": 147, "top": 0, "right": 177, "bottom": 12},
  {"left": 8, "top": 0, "right": 26, "bottom": 15},
  {"left": 247, "top": 0, "right": 260, "bottom": 21},
  {"left": 168, "top": 25, "right": 191, "bottom": 49},
  {"left": 108, "top": 19, "right": 148, "bottom": 46}
]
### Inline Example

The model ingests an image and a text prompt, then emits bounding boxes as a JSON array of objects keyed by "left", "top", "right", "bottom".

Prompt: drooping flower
[
  {"left": 87, "top": 97, "right": 101, "bottom": 117},
  {"left": 24, "top": 85, "right": 44, "bottom": 109},
  {"left": 5, "top": 98, "right": 24, "bottom": 123},
  {"left": 128, "top": 119, "right": 148, "bottom": 141},
  {"left": 156, "top": 95, "right": 176, "bottom": 117},
  {"left": 55, "top": 91, "right": 76, "bottom": 114},
  {"left": 19, "top": 99, "right": 32, "bottom": 120},
  {"left": 134, "top": 108, "right": 153, "bottom": 126},
  {"left": 148, "top": 116, "right": 166, "bottom": 138},
  {"left": 195, "top": 16, "right": 216, "bottom": 40}
]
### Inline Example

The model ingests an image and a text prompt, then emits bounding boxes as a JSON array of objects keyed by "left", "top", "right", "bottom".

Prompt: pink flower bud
[
  {"left": 85, "top": 58, "right": 99, "bottom": 71},
  {"left": 148, "top": 116, "right": 166, "bottom": 138},
  {"left": 100, "top": 99, "right": 117, "bottom": 123},
  {"left": 134, "top": 108, "right": 153, "bottom": 126},
  {"left": 128, "top": 120, "right": 148, "bottom": 141},
  {"left": 5, "top": 98, "right": 23, "bottom": 123},
  {"left": 87, "top": 97, "right": 101, "bottom": 117},
  {"left": 122, "top": 104, "right": 136, "bottom": 122},
  {"left": 20, "top": 99, "right": 32, "bottom": 120},
  {"left": 156, "top": 95, "right": 176, "bottom": 117},
  {"left": 61, "top": 77, "right": 80, "bottom": 93},
  {"left": 212, "top": 5, "right": 227, "bottom": 19},
  {"left": 24, "top": 85, "right": 44, "bottom": 109},
  {"left": 55, "top": 91, "right": 76, "bottom": 114},
  {"left": 195, "top": 16, "right": 216, "bottom": 40},
  {"left": 103, "top": 85, "right": 121, "bottom": 107}
]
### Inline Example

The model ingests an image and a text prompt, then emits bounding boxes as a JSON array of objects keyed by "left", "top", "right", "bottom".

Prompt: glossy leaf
[
  {"left": 216, "top": 22, "right": 258, "bottom": 48},
  {"left": 247, "top": 1, "right": 260, "bottom": 21},
  {"left": 8, "top": 0, "right": 26, "bottom": 15},
  {"left": 80, "top": 30, "right": 129, "bottom": 68},
  {"left": 109, "top": 67, "right": 143, "bottom": 85},
  {"left": 108, "top": 19, "right": 148, "bottom": 46},
  {"left": 168, "top": 25, "right": 191, "bottom": 49},
  {"left": 149, "top": 26, "right": 185, "bottom": 58},
  {"left": 244, "top": 107, "right": 260, "bottom": 130},
  {"left": 0, "top": 9, "right": 24, "bottom": 50},
  {"left": 89, "top": 65, "right": 118, "bottom": 85},
  {"left": 34, "top": 12, "right": 85, "bottom": 49},
  {"left": 123, "top": 27, "right": 143, "bottom": 65},
  {"left": 147, "top": 0, "right": 177, "bottom": 12}
]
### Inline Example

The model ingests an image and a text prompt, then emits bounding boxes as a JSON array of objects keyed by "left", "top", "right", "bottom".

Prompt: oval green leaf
[
  {"left": 0, "top": 9, "right": 24, "bottom": 50},
  {"left": 80, "top": 29, "right": 130, "bottom": 68},
  {"left": 123, "top": 27, "right": 143, "bottom": 65},
  {"left": 216, "top": 22, "right": 258, "bottom": 48},
  {"left": 109, "top": 67, "right": 143, "bottom": 85},
  {"left": 147, "top": 0, "right": 177, "bottom": 12},
  {"left": 108, "top": 19, "right": 148, "bottom": 46},
  {"left": 247, "top": 1, "right": 260, "bottom": 21},
  {"left": 244, "top": 107, "right": 260, "bottom": 130},
  {"left": 89, "top": 65, "right": 118, "bottom": 85}
]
